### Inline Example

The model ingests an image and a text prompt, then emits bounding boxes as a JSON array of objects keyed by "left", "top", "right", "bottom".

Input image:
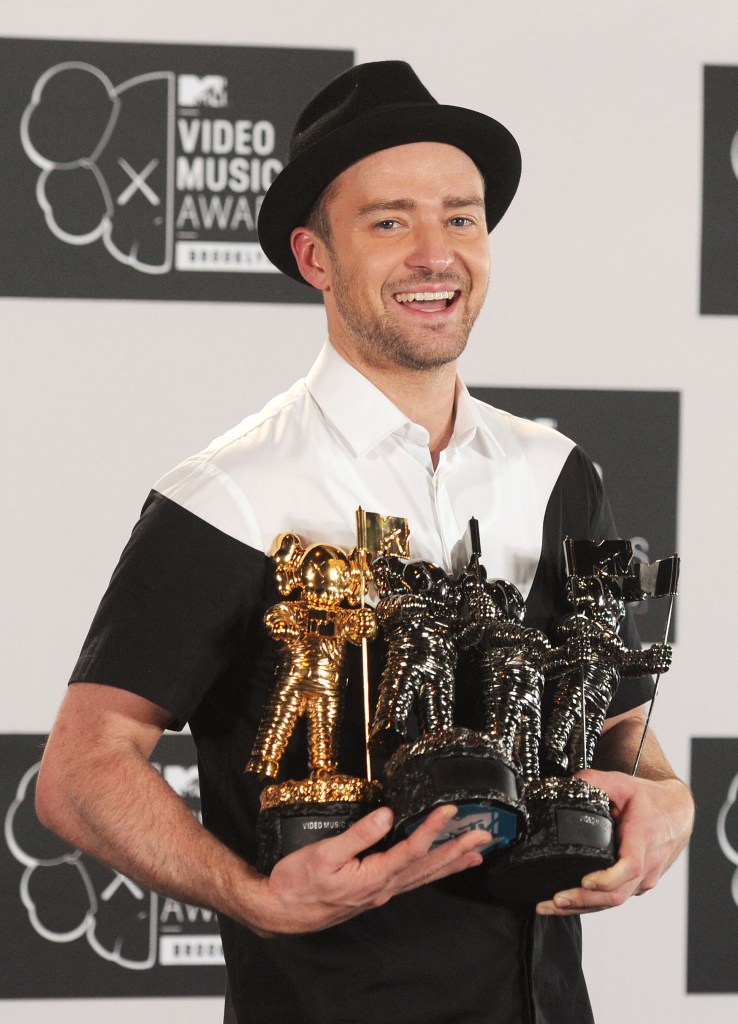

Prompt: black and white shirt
[{"left": 71, "top": 341, "right": 651, "bottom": 1024}]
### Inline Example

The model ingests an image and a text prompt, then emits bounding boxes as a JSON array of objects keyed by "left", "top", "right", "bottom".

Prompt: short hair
[{"left": 305, "top": 178, "right": 340, "bottom": 245}]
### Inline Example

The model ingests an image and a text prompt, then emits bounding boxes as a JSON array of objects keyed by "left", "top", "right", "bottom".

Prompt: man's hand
[
  {"left": 246, "top": 804, "right": 489, "bottom": 936},
  {"left": 536, "top": 768, "right": 694, "bottom": 916},
  {"left": 39, "top": 686, "right": 489, "bottom": 940}
]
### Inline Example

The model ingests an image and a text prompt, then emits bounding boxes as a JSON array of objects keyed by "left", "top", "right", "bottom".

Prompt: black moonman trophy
[
  {"left": 246, "top": 532, "right": 381, "bottom": 873},
  {"left": 372, "top": 519, "right": 526, "bottom": 854},
  {"left": 485, "top": 537, "right": 678, "bottom": 905}
]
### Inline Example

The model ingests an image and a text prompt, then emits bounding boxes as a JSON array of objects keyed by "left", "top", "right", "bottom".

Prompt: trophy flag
[
  {"left": 356, "top": 509, "right": 411, "bottom": 560},
  {"left": 355, "top": 508, "right": 410, "bottom": 780},
  {"left": 563, "top": 537, "right": 634, "bottom": 578},
  {"left": 622, "top": 555, "right": 680, "bottom": 601}
]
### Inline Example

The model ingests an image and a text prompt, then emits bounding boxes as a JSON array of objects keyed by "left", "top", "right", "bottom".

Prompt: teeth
[{"left": 395, "top": 290, "right": 456, "bottom": 303}]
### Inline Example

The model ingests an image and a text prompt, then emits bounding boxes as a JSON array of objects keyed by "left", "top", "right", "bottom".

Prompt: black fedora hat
[{"left": 257, "top": 60, "right": 521, "bottom": 284}]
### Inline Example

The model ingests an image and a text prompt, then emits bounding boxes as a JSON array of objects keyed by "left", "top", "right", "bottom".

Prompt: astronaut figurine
[
  {"left": 247, "top": 533, "right": 377, "bottom": 781},
  {"left": 368, "top": 557, "right": 461, "bottom": 757},
  {"left": 543, "top": 573, "right": 672, "bottom": 774},
  {"left": 457, "top": 571, "right": 550, "bottom": 782}
]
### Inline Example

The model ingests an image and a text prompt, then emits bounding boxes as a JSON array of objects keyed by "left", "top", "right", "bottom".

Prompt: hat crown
[
  {"left": 258, "top": 60, "right": 521, "bottom": 284},
  {"left": 290, "top": 61, "right": 437, "bottom": 161}
]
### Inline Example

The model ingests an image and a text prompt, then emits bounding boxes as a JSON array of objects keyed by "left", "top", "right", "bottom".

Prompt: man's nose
[{"left": 405, "top": 223, "right": 454, "bottom": 272}]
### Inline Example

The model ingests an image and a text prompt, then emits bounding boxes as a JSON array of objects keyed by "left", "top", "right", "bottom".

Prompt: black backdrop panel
[
  {"left": 701, "top": 65, "right": 738, "bottom": 315},
  {"left": 0, "top": 37, "right": 353, "bottom": 303},
  {"left": 1, "top": 733, "right": 226, "bottom": 998},
  {"left": 470, "top": 386, "right": 680, "bottom": 643},
  {"left": 688, "top": 738, "right": 738, "bottom": 992}
]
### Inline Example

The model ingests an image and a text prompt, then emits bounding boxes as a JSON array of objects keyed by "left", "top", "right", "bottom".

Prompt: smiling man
[
  {"left": 36, "top": 62, "right": 693, "bottom": 1024},
  {"left": 291, "top": 141, "right": 490, "bottom": 460}
]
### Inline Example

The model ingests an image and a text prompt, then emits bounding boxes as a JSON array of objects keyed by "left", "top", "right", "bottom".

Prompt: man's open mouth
[{"left": 393, "top": 290, "right": 459, "bottom": 312}]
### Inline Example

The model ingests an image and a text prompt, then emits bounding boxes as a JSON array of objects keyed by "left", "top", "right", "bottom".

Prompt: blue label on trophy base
[{"left": 405, "top": 803, "right": 519, "bottom": 855}]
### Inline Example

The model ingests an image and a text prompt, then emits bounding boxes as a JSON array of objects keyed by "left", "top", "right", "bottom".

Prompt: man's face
[{"left": 316, "top": 142, "right": 490, "bottom": 373}]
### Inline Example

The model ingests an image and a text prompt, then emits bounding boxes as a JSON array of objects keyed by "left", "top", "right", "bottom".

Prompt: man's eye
[
  {"left": 449, "top": 216, "right": 473, "bottom": 227},
  {"left": 375, "top": 219, "right": 399, "bottom": 230}
]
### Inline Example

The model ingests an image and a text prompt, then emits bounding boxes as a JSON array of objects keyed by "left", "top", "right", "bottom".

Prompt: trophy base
[
  {"left": 256, "top": 774, "right": 382, "bottom": 874},
  {"left": 485, "top": 777, "right": 615, "bottom": 905},
  {"left": 383, "top": 728, "right": 525, "bottom": 854}
]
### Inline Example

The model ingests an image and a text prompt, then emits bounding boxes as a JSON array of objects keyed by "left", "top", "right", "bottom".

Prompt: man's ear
[{"left": 291, "top": 228, "right": 332, "bottom": 291}]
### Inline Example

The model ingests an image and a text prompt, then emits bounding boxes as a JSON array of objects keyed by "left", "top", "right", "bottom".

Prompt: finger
[
  {"left": 536, "top": 898, "right": 607, "bottom": 916},
  {"left": 536, "top": 860, "right": 642, "bottom": 916},
  {"left": 382, "top": 803, "right": 486, "bottom": 864},
  {"left": 374, "top": 804, "right": 457, "bottom": 877},
  {"left": 313, "top": 806, "right": 395, "bottom": 868},
  {"left": 538, "top": 882, "right": 636, "bottom": 914},
  {"left": 379, "top": 805, "right": 490, "bottom": 882},
  {"left": 536, "top": 841, "right": 646, "bottom": 913},
  {"left": 409, "top": 841, "right": 487, "bottom": 887},
  {"left": 399, "top": 804, "right": 461, "bottom": 853},
  {"left": 579, "top": 854, "right": 642, "bottom": 894}
]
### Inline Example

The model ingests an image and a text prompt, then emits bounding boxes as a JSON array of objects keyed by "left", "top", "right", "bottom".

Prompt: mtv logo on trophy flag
[
  {"left": 356, "top": 508, "right": 411, "bottom": 559},
  {"left": 563, "top": 538, "right": 634, "bottom": 578}
]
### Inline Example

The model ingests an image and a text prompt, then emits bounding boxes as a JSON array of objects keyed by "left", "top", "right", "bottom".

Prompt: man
[{"left": 36, "top": 62, "right": 694, "bottom": 1023}]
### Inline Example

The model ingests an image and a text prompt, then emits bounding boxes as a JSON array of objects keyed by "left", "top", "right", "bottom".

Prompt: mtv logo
[
  {"left": 163, "top": 764, "right": 200, "bottom": 799},
  {"left": 178, "top": 74, "right": 228, "bottom": 108}
]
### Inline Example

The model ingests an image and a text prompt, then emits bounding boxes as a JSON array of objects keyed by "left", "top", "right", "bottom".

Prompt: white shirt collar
[{"left": 305, "top": 341, "right": 505, "bottom": 460}]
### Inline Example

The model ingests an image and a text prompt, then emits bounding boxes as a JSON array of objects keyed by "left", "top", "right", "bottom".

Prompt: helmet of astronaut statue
[
  {"left": 300, "top": 544, "right": 352, "bottom": 609},
  {"left": 488, "top": 579, "right": 526, "bottom": 624},
  {"left": 567, "top": 576, "right": 625, "bottom": 630},
  {"left": 371, "top": 554, "right": 408, "bottom": 598}
]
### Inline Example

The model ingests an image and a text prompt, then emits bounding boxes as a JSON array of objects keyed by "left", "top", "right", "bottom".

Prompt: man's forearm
[
  {"left": 36, "top": 728, "right": 264, "bottom": 929},
  {"left": 37, "top": 683, "right": 490, "bottom": 938},
  {"left": 593, "top": 715, "right": 684, "bottom": 781}
]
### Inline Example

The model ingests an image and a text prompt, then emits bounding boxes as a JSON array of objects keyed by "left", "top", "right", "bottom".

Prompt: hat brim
[{"left": 258, "top": 103, "right": 522, "bottom": 284}]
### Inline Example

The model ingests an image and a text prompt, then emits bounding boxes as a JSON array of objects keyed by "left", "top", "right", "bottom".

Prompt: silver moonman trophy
[
  {"left": 485, "top": 537, "right": 678, "bottom": 904},
  {"left": 372, "top": 519, "right": 527, "bottom": 855}
]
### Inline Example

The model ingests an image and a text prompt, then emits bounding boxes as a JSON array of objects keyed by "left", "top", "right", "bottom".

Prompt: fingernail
[
  {"left": 582, "top": 878, "right": 598, "bottom": 890},
  {"left": 373, "top": 807, "right": 393, "bottom": 830},
  {"left": 554, "top": 894, "right": 571, "bottom": 908},
  {"left": 439, "top": 803, "right": 458, "bottom": 819}
]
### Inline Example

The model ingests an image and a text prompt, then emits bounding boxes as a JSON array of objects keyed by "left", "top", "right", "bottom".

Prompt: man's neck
[{"left": 328, "top": 337, "right": 457, "bottom": 469}]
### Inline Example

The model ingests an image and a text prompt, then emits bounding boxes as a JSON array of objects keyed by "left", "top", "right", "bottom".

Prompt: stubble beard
[{"left": 328, "top": 256, "right": 485, "bottom": 372}]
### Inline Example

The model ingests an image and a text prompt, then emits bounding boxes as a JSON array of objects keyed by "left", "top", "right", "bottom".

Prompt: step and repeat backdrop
[
  {"left": 1, "top": 37, "right": 349, "bottom": 301},
  {"left": 2, "top": 4, "right": 737, "bottom": 1023}
]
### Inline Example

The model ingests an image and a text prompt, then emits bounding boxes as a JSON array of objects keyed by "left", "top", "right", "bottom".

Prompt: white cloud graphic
[
  {"left": 20, "top": 61, "right": 174, "bottom": 274},
  {"left": 5, "top": 761, "right": 157, "bottom": 969},
  {"left": 716, "top": 770, "right": 738, "bottom": 908}
]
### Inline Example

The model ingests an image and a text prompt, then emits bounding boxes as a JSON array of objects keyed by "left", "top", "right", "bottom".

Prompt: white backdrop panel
[{"left": 2, "top": 2, "right": 737, "bottom": 1022}]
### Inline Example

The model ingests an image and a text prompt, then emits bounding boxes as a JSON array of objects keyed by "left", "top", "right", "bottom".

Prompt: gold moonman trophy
[
  {"left": 246, "top": 509, "right": 409, "bottom": 874},
  {"left": 247, "top": 531, "right": 381, "bottom": 872}
]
